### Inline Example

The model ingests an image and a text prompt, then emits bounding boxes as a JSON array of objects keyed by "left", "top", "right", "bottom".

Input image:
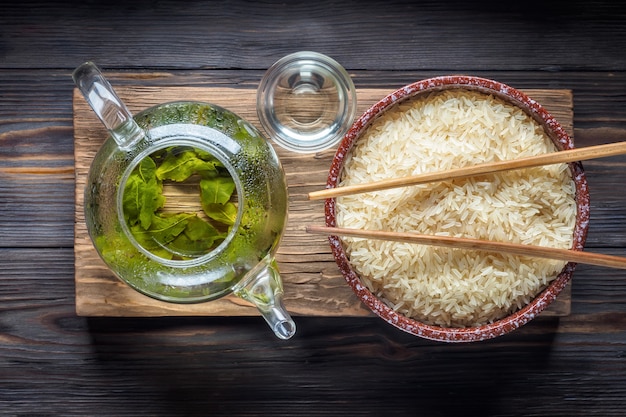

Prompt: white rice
[{"left": 336, "top": 89, "right": 576, "bottom": 328}]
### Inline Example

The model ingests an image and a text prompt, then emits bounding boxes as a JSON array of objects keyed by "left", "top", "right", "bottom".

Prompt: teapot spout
[
  {"left": 260, "top": 297, "right": 297, "bottom": 340},
  {"left": 235, "top": 259, "right": 296, "bottom": 340}
]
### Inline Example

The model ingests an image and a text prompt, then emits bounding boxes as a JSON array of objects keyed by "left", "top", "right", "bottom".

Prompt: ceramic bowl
[{"left": 325, "top": 75, "right": 590, "bottom": 342}]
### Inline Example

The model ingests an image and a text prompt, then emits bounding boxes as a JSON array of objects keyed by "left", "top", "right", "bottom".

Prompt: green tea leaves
[
  {"left": 137, "top": 153, "right": 157, "bottom": 181},
  {"left": 203, "top": 202, "right": 238, "bottom": 225},
  {"left": 147, "top": 213, "right": 191, "bottom": 245},
  {"left": 123, "top": 156, "right": 164, "bottom": 229},
  {"left": 122, "top": 146, "right": 237, "bottom": 260},
  {"left": 156, "top": 149, "right": 219, "bottom": 182},
  {"left": 200, "top": 176, "right": 236, "bottom": 205},
  {"left": 170, "top": 216, "right": 225, "bottom": 256}
]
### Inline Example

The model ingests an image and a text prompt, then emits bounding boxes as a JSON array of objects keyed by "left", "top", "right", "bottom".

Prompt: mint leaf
[
  {"left": 137, "top": 153, "right": 157, "bottom": 181},
  {"left": 122, "top": 174, "right": 142, "bottom": 225},
  {"left": 156, "top": 149, "right": 218, "bottom": 182},
  {"left": 148, "top": 213, "right": 192, "bottom": 246},
  {"left": 184, "top": 215, "right": 221, "bottom": 241},
  {"left": 129, "top": 224, "right": 175, "bottom": 260},
  {"left": 195, "top": 148, "right": 224, "bottom": 167},
  {"left": 123, "top": 157, "right": 163, "bottom": 229},
  {"left": 203, "top": 202, "right": 238, "bottom": 225},
  {"left": 200, "top": 176, "right": 236, "bottom": 206},
  {"left": 169, "top": 216, "right": 225, "bottom": 255}
]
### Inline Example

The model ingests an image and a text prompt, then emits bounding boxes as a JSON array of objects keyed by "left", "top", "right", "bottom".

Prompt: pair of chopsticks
[{"left": 306, "top": 141, "right": 626, "bottom": 270}]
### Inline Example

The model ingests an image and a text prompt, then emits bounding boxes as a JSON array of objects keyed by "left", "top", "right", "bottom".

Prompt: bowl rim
[{"left": 325, "top": 75, "right": 590, "bottom": 342}]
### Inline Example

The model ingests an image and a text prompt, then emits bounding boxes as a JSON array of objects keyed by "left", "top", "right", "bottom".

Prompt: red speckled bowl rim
[{"left": 325, "top": 75, "right": 590, "bottom": 342}]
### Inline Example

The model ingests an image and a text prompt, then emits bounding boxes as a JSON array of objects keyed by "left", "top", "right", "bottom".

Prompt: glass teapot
[{"left": 73, "top": 62, "right": 296, "bottom": 339}]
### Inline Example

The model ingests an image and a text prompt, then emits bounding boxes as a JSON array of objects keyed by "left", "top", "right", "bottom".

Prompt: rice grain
[{"left": 336, "top": 89, "right": 576, "bottom": 328}]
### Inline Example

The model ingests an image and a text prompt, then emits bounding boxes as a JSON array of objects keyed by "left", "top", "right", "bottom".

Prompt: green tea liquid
[{"left": 122, "top": 145, "right": 239, "bottom": 261}]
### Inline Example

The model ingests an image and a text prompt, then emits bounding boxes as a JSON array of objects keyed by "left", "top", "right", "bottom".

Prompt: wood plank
[
  {"left": 4, "top": 248, "right": 626, "bottom": 416},
  {"left": 0, "top": 173, "right": 75, "bottom": 248},
  {"left": 3, "top": 1, "right": 626, "bottom": 71},
  {"left": 74, "top": 85, "right": 573, "bottom": 317}
]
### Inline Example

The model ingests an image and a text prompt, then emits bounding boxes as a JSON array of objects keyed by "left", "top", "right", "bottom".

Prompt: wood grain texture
[
  {"left": 2, "top": 1, "right": 626, "bottom": 71},
  {"left": 74, "top": 85, "right": 572, "bottom": 317}
]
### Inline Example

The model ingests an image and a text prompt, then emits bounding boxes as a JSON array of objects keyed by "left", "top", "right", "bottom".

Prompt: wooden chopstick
[
  {"left": 308, "top": 141, "right": 626, "bottom": 200},
  {"left": 306, "top": 225, "right": 626, "bottom": 270}
]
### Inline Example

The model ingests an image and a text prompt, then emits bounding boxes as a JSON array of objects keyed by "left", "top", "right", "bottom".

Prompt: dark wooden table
[{"left": 2, "top": 1, "right": 626, "bottom": 415}]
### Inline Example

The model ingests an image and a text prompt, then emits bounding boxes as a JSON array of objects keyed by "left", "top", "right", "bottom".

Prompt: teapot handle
[
  {"left": 235, "top": 259, "right": 296, "bottom": 340},
  {"left": 72, "top": 61, "right": 145, "bottom": 150}
]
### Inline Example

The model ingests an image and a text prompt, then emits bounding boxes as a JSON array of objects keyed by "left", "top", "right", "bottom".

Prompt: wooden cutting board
[{"left": 73, "top": 86, "right": 574, "bottom": 318}]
